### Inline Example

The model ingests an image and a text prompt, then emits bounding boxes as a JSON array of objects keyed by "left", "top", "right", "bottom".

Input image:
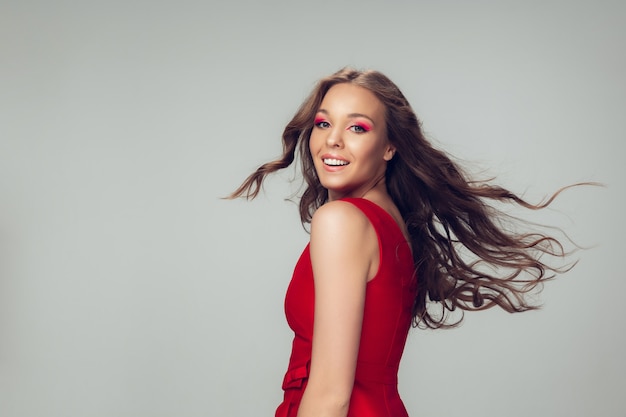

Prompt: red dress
[{"left": 275, "top": 198, "right": 416, "bottom": 417}]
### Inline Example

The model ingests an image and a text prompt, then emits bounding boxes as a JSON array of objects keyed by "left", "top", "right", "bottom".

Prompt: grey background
[{"left": 1, "top": 1, "right": 625, "bottom": 416}]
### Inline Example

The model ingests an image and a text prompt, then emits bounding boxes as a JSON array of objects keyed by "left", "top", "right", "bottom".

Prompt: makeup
[{"left": 351, "top": 121, "right": 372, "bottom": 132}]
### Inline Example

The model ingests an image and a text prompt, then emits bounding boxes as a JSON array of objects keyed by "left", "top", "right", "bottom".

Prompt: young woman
[{"left": 230, "top": 68, "right": 576, "bottom": 417}]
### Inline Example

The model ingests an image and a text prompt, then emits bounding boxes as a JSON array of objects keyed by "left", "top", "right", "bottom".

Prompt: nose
[{"left": 326, "top": 128, "right": 343, "bottom": 148}]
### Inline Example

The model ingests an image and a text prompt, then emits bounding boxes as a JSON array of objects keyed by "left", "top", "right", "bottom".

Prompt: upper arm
[{"left": 298, "top": 201, "right": 378, "bottom": 415}]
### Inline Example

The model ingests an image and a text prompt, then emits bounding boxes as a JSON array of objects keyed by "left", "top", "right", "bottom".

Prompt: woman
[{"left": 230, "top": 68, "right": 575, "bottom": 417}]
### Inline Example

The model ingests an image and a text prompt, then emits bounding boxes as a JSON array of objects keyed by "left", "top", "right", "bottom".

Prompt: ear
[{"left": 383, "top": 144, "right": 396, "bottom": 161}]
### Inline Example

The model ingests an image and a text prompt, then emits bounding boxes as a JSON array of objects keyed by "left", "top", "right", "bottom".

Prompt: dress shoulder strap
[{"left": 340, "top": 198, "right": 401, "bottom": 242}]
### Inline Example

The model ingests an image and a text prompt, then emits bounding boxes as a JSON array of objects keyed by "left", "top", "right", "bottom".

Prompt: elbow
[
  {"left": 322, "top": 396, "right": 351, "bottom": 414},
  {"left": 298, "top": 382, "right": 352, "bottom": 417}
]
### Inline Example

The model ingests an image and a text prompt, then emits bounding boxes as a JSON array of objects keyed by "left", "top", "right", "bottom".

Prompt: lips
[{"left": 321, "top": 153, "right": 349, "bottom": 167}]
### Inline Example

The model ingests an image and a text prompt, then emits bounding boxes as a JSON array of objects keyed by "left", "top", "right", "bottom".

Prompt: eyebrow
[{"left": 316, "top": 109, "right": 376, "bottom": 125}]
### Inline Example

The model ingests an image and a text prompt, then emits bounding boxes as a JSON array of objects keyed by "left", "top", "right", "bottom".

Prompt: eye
[
  {"left": 348, "top": 123, "right": 371, "bottom": 133},
  {"left": 314, "top": 118, "right": 331, "bottom": 129}
]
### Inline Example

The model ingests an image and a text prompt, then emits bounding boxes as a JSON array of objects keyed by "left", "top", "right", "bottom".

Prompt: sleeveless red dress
[{"left": 275, "top": 198, "right": 416, "bottom": 417}]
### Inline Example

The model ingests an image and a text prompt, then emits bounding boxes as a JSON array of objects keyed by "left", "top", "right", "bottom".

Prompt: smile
[{"left": 323, "top": 158, "right": 349, "bottom": 166}]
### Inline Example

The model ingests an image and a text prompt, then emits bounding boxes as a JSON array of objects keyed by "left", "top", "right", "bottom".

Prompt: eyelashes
[
  {"left": 314, "top": 117, "right": 329, "bottom": 127},
  {"left": 313, "top": 118, "right": 371, "bottom": 133},
  {"left": 351, "top": 122, "right": 371, "bottom": 133}
]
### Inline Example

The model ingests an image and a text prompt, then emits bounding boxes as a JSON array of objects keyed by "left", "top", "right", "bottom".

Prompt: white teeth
[{"left": 323, "top": 158, "right": 349, "bottom": 166}]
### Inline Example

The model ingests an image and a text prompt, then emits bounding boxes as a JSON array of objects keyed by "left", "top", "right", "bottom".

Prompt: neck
[{"left": 327, "top": 174, "right": 388, "bottom": 202}]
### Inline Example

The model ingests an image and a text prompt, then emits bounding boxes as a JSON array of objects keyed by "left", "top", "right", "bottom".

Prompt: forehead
[{"left": 320, "top": 83, "right": 385, "bottom": 120}]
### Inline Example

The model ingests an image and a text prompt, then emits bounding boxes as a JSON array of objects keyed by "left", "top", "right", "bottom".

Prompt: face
[{"left": 309, "top": 83, "right": 395, "bottom": 201}]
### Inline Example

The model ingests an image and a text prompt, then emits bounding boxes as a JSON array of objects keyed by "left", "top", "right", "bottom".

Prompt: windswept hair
[{"left": 230, "top": 67, "right": 580, "bottom": 329}]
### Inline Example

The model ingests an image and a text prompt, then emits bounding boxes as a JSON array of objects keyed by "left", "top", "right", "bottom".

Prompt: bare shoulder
[
  {"left": 310, "top": 200, "right": 371, "bottom": 236},
  {"left": 310, "top": 200, "right": 378, "bottom": 282}
]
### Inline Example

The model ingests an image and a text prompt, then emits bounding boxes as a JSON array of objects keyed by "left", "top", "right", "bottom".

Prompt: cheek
[
  {"left": 359, "top": 142, "right": 389, "bottom": 166},
  {"left": 354, "top": 141, "right": 379, "bottom": 159},
  {"left": 308, "top": 131, "right": 322, "bottom": 153}
]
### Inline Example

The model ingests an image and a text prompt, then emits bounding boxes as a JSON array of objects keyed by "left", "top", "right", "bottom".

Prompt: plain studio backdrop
[{"left": 1, "top": 1, "right": 624, "bottom": 416}]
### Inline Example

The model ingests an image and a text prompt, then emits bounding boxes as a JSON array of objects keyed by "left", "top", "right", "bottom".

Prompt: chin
[{"left": 319, "top": 179, "right": 347, "bottom": 192}]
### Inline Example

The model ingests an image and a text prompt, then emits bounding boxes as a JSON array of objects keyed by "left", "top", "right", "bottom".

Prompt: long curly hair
[{"left": 230, "top": 67, "right": 580, "bottom": 329}]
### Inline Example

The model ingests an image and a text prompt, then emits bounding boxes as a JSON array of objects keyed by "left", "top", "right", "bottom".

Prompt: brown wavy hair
[{"left": 230, "top": 67, "right": 581, "bottom": 329}]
